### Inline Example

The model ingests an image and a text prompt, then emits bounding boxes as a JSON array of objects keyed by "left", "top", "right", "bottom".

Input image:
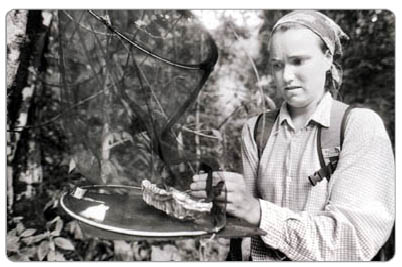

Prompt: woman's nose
[{"left": 282, "top": 65, "right": 295, "bottom": 84}]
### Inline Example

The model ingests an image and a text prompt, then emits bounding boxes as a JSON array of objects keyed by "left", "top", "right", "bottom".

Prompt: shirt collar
[
  {"left": 278, "top": 101, "right": 293, "bottom": 127},
  {"left": 278, "top": 92, "right": 333, "bottom": 128}
]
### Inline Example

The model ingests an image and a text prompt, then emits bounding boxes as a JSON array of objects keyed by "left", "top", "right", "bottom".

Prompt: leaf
[
  {"left": 7, "top": 228, "right": 18, "bottom": 239},
  {"left": 21, "top": 236, "right": 33, "bottom": 245},
  {"left": 54, "top": 251, "right": 66, "bottom": 261},
  {"left": 22, "top": 233, "right": 48, "bottom": 245},
  {"left": 114, "top": 240, "right": 131, "bottom": 251},
  {"left": 113, "top": 240, "right": 134, "bottom": 261},
  {"left": 16, "top": 222, "right": 25, "bottom": 235},
  {"left": 150, "top": 244, "right": 179, "bottom": 261},
  {"left": 8, "top": 254, "right": 30, "bottom": 261},
  {"left": 135, "top": 19, "right": 147, "bottom": 27},
  {"left": 211, "top": 129, "right": 223, "bottom": 141},
  {"left": 49, "top": 240, "right": 56, "bottom": 251},
  {"left": 68, "top": 158, "right": 76, "bottom": 173},
  {"left": 133, "top": 241, "right": 151, "bottom": 261},
  {"left": 65, "top": 221, "right": 74, "bottom": 233},
  {"left": 59, "top": 155, "right": 71, "bottom": 166},
  {"left": 6, "top": 235, "right": 20, "bottom": 252},
  {"left": 47, "top": 215, "right": 61, "bottom": 227},
  {"left": 43, "top": 198, "right": 57, "bottom": 211},
  {"left": 51, "top": 218, "right": 63, "bottom": 236},
  {"left": 54, "top": 237, "right": 75, "bottom": 251},
  {"left": 19, "top": 247, "right": 37, "bottom": 258},
  {"left": 12, "top": 216, "right": 24, "bottom": 223},
  {"left": 55, "top": 217, "right": 64, "bottom": 234},
  {"left": 73, "top": 221, "right": 84, "bottom": 240},
  {"left": 47, "top": 250, "right": 56, "bottom": 261},
  {"left": 37, "top": 241, "right": 50, "bottom": 261},
  {"left": 20, "top": 228, "right": 37, "bottom": 238}
]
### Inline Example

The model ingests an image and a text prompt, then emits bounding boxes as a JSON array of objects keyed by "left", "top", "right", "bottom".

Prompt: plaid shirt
[{"left": 241, "top": 92, "right": 395, "bottom": 261}]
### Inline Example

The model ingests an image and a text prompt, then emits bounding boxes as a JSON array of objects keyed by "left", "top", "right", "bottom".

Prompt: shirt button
[{"left": 286, "top": 176, "right": 292, "bottom": 184}]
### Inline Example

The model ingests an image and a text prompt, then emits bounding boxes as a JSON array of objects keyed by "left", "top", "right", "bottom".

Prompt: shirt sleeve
[{"left": 250, "top": 108, "right": 395, "bottom": 261}]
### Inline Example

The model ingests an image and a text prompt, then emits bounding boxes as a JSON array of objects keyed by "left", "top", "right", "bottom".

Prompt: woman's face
[{"left": 269, "top": 28, "right": 332, "bottom": 109}]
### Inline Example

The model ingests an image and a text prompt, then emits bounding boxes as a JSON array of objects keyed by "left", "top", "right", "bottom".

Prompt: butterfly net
[
  {"left": 57, "top": 10, "right": 231, "bottom": 233},
  {"left": 58, "top": 10, "right": 220, "bottom": 190}
]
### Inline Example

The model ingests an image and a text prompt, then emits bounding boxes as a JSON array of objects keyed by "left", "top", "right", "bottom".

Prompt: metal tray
[{"left": 60, "top": 185, "right": 266, "bottom": 241}]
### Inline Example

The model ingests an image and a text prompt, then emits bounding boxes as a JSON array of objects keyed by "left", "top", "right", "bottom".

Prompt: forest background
[{"left": 6, "top": 9, "right": 394, "bottom": 261}]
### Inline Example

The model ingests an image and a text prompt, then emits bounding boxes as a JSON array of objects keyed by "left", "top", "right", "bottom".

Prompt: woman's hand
[{"left": 190, "top": 171, "right": 261, "bottom": 226}]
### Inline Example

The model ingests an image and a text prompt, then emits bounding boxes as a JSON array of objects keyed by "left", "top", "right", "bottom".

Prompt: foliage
[
  {"left": 333, "top": 10, "right": 395, "bottom": 145},
  {"left": 7, "top": 216, "right": 75, "bottom": 261}
]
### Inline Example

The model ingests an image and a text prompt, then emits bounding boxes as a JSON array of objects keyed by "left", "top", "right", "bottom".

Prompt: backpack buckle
[
  {"left": 309, "top": 159, "right": 339, "bottom": 186},
  {"left": 308, "top": 172, "right": 323, "bottom": 186}
]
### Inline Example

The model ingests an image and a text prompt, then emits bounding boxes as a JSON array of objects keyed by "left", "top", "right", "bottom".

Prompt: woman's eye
[
  {"left": 292, "top": 58, "right": 303, "bottom": 66},
  {"left": 271, "top": 62, "right": 282, "bottom": 70}
]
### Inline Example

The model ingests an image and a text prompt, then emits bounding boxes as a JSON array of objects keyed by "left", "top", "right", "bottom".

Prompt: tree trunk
[
  {"left": 6, "top": 10, "right": 28, "bottom": 213},
  {"left": 7, "top": 10, "right": 52, "bottom": 211}
]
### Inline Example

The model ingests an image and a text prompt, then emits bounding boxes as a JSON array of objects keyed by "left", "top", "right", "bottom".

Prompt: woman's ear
[{"left": 324, "top": 50, "right": 333, "bottom": 71}]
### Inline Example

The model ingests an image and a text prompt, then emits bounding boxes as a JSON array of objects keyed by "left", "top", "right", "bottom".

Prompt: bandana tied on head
[{"left": 272, "top": 10, "right": 349, "bottom": 95}]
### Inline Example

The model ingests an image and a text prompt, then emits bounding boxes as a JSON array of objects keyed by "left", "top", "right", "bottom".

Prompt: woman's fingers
[
  {"left": 190, "top": 181, "right": 206, "bottom": 191},
  {"left": 190, "top": 173, "right": 207, "bottom": 198},
  {"left": 192, "top": 172, "right": 228, "bottom": 183},
  {"left": 190, "top": 190, "right": 207, "bottom": 199},
  {"left": 192, "top": 173, "right": 207, "bottom": 181},
  {"left": 190, "top": 171, "right": 245, "bottom": 202},
  {"left": 191, "top": 171, "right": 260, "bottom": 224}
]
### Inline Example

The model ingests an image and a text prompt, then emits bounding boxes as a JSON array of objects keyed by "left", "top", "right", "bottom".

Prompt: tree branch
[
  {"left": 229, "top": 24, "right": 276, "bottom": 111},
  {"left": 87, "top": 10, "right": 202, "bottom": 71}
]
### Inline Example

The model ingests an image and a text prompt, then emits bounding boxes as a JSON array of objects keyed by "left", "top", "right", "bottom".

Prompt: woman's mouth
[{"left": 284, "top": 86, "right": 302, "bottom": 91}]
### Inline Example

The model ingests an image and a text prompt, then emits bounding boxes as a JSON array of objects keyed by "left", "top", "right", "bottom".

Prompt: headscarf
[{"left": 271, "top": 10, "right": 349, "bottom": 94}]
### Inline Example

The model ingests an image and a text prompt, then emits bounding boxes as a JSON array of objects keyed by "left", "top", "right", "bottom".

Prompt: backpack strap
[
  {"left": 254, "top": 109, "right": 280, "bottom": 159},
  {"left": 308, "top": 101, "right": 354, "bottom": 186},
  {"left": 253, "top": 102, "right": 355, "bottom": 187},
  {"left": 340, "top": 105, "right": 355, "bottom": 149}
]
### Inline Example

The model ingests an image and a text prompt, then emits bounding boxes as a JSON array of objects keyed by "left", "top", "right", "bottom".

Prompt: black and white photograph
[{"left": 5, "top": 8, "right": 395, "bottom": 261}]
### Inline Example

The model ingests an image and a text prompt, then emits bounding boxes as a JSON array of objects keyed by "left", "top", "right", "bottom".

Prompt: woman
[{"left": 191, "top": 10, "right": 395, "bottom": 261}]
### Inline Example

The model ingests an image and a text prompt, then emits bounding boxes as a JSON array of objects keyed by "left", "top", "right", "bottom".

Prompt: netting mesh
[{"left": 58, "top": 10, "right": 218, "bottom": 190}]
